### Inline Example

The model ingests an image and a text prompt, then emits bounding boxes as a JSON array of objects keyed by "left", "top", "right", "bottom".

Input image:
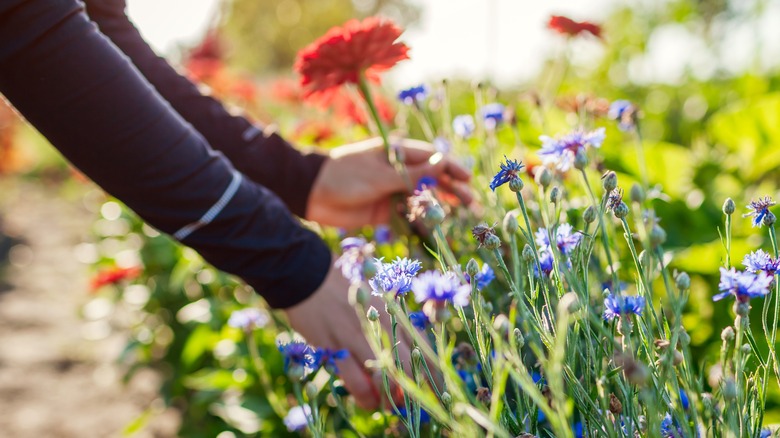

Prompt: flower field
[{"left": 5, "top": 1, "right": 780, "bottom": 437}]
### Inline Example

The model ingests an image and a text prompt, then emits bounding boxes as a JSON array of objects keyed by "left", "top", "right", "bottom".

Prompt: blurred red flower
[
  {"left": 548, "top": 15, "right": 602, "bottom": 39},
  {"left": 326, "top": 89, "right": 395, "bottom": 126},
  {"left": 184, "top": 31, "right": 225, "bottom": 82},
  {"left": 294, "top": 17, "right": 410, "bottom": 101},
  {"left": 90, "top": 266, "right": 142, "bottom": 291}
]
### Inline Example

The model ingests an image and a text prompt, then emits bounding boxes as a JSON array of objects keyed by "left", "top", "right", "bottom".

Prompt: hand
[
  {"left": 284, "top": 260, "right": 410, "bottom": 410},
  {"left": 306, "top": 137, "right": 472, "bottom": 229}
]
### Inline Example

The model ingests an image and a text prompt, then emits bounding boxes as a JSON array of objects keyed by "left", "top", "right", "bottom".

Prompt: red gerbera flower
[
  {"left": 548, "top": 15, "right": 602, "bottom": 39},
  {"left": 90, "top": 266, "right": 142, "bottom": 291},
  {"left": 294, "top": 17, "right": 410, "bottom": 101}
]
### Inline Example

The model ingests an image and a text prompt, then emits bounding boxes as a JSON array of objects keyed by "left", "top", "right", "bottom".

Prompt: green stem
[{"left": 247, "top": 331, "right": 287, "bottom": 419}]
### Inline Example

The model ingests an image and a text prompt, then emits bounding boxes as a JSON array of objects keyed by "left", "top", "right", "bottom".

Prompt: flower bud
[
  {"left": 482, "top": 301, "right": 494, "bottom": 314},
  {"left": 583, "top": 205, "right": 597, "bottom": 224},
  {"left": 362, "top": 258, "right": 378, "bottom": 279},
  {"left": 503, "top": 211, "right": 519, "bottom": 235},
  {"left": 602, "top": 171, "right": 618, "bottom": 192},
  {"left": 367, "top": 306, "right": 380, "bottom": 321},
  {"left": 763, "top": 211, "right": 777, "bottom": 227},
  {"left": 723, "top": 198, "right": 736, "bottom": 215},
  {"left": 609, "top": 393, "right": 623, "bottom": 415},
  {"left": 484, "top": 234, "right": 501, "bottom": 250},
  {"left": 287, "top": 364, "right": 306, "bottom": 381},
  {"left": 466, "top": 258, "right": 480, "bottom": 277},
  {"left": 741, "top": 343, "right": 751, "bottom": 355},
  {"left": 411, "top": 347, "right": 423, "bottom": 364},
  {"left": 722, "top": 378, "right": 737, "bottom": 401},
  {"left": 675, "top": 272, "right": 691, "bottom": 291},
  {"left": 536, "top": 167, "right": 552, "bottom": 188},
  {"left": 678, "top": 329, "right": 691, "bottom": 347},
  {"left": 573, "top": 148, "right": 589, "bottom": 170},
  {"left": 441, "top": 391, "right": 452, "bottom": 408},
  {"left": 514, "top": 328, "right": 525, "bottom": 348},
  {"left": 735, "top": 301, "right": 750, "bottom": 318},
  {"left": 721, "top": 326, "right": 735, "bottom": 342},
  {"left": 355, "top": 287, "right": 370, "bottom": 307},
  {"left": 522, "top": 244, "right": 535, "bottom": 262},
  {"left": 305, "top": 382, "right": 319, "bottom": 401},
  {"left": 424, "top": 204, "right": 446, "bottom": 227},
  {"left": 614, "top": 202, "right": 630, "bottom": 219},
  {"left": 509, "top": 177, "right": 524, "bottom": 193},
  {"left": 649, "top": 225, "right": 667, "bottom": 247},
  {"left": 630, "top": 183, "right": 645, "bottom": 204},
  {"left": 550, "top": 186, "right": 561, "bottom": 204}
]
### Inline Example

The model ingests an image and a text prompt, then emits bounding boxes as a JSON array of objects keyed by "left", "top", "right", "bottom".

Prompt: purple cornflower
[
  {"left": 714, "top": 267, "right": 772, "bottom": 302},
  {"left": 369, "top": 257, "right": 423, "bottom": 296},
  {"left": 535, "top": 224, "right": 582, "bottom": 256},
  {"left": 480, "top": 103, "right": 505, "bottom": 130},
  {"left": 312, "top": 348, "right": 349, "bottom": 374},
  {"left": 743, "top": 249, "right": 779, "bottom": 275},
  {"left": 744, "top": 196, "right": 776, "bottom": 227},
  {"left": 398, "top": 84, "right": 429, "bottom": 105},
  {"left": 489, "top": 156, "right": 525, "bottom": 191},
  {"left": 465, "top": 263, "right": 495, "bottom": 290},
  {"left": 227, "top": 308, "right": 269, "bottom": 331},
  {"left": 278, "top": 340, "right": 316, "bottom": 373},
  {"left": 411, "top": 271, "right": 471, "bottom": 307},
  {"left": 453, "top": 114, "right": 476, "bottom": 138},
  {"left": 606, "top": 188, "right": 624, "bottom": 211},
  {"left": 539, "top": 127, "right": 606, "bottom": 171},
  {"left": 408, "top": 311, "right": 429, "bottom": 330},
  {"left": 433, "top": 136, "right": 452, "bottom": 153},
  {"left": 335, "top": 237, "right": 374, "bottom": 284},
  {"left": 284, "top": 405, "right": 312, "bottom": 432},
  {"left": 603, "top": 293, "right": 645, "bottom": 321},
  {"left": 608, "top": 100, "right": 638, "bottom": 131}
]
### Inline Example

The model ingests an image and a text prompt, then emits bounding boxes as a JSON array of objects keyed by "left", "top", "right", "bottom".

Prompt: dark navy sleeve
[
  {"left": 83, "top": 0, "right": 328, "bottom": 219},
  {"left": 0, "top": 0, "right": 330, "bottom": 309}
]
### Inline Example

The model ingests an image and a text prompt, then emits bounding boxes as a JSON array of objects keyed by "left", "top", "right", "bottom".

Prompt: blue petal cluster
[
  {"left": 335, "top": 237, "right": 374, "bottom": 284},
  {"left": 369, "top": 257, "right": 423, "bottom": 296},
  {"left": 535, "top": 224, "right": 582, "bottom": 257},
  {"left": 743, "top": 249, "right": 779, "bottom": 275},
  {"left": 660, "top": 413, "right": 684, "bottom": 438},
  {"left": 489, "top": 156, "right": 525, "bottom": 191},
  {"left": 227, "top": 308, "right": 269, "bottom": 331},
  {"left": 397, "top": 84, "right": 429, "bottom": 105},
  {"left": 278, "top": 340, "right": 316, "bottom": 372},
  {"left": 608, "top": 100, "right": 637, "bottom": 131},
  {"left": 603, "top": 293, "right": 645, "bottom": 321},
  {"left": 465, "top": 263, "right": 496, "bottom": 290},
  {"left": 480, "top": 103, "right": 505, "bottom": 130},
  {"left": 411, "top": 271, "right": 471, "bottom": 307},
  {"left": 312, "top": 348, "right": 349, "bottom": 374},
  {"left": 714, "top": 267, "right": 772, "bottom": 302},
  {"left": 539, "top": 127, "right": 606, "bottom": 171},
  {"left": 453, "top": 114, "right": 476, "bottom": 138},
  {"left": 744, "top": 196, "right": 775, "bottom": 227},
  {"left": 534, "top": 250, "right": 555, "bottom": 277},
  {"left": 408, "top": 311, "right": 429, "bottom": 330}
]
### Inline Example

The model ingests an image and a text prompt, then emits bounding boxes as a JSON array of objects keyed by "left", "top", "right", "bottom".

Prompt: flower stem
[{"left": 247, "top": 331, "right": 287, "bottom": 419}]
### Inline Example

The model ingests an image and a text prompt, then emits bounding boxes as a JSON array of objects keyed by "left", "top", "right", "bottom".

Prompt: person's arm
[
  {"left": 0, "top": 0, "right": 328, "bottom": 309},
  {"left": 83, "top": 0, "right": 326, "bottom": 218}
]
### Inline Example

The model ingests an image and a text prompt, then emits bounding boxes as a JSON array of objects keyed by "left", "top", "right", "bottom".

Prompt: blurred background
[{"left": 2, "top": 0, "right": 780, "bottom": 436}]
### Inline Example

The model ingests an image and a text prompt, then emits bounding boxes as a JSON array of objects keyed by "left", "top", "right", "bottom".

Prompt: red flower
[
  {"left": 90, "top": 266, "right": 141, "bottom": 291},
  {"left": 294, "top": 17, "right": 410, "bottom": 101},
  {"left": 548, "top": 15, "right": 602, "bottom": 39}
]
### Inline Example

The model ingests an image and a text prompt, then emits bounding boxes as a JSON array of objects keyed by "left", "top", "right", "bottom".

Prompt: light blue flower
[
  {"left": 603, "top": 293, "right": 645, "bottom": 321},
  {"left": 370, "top": 257, "right": 423, "bottom": 296},
  {"left": 412, "top": 271, "right": 471, "bottom": 307},
  {"left": 453, "top": 114, "right": 476, "bottom": 138},
  {"left": 539, "top": 127, "right": 605, "bottom": 171},
  {"left": 284, "top": 405, "right": 312, "bottom": 432}
]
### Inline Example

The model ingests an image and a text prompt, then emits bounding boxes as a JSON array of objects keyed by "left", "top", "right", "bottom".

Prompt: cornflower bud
[
  {"left": 355, "top": 287, "right": 370, "bottom": 307},
  {"left": 503, "top": 211, "right": 519, "bottom": 235},
  {"left": 583, "top": 205, "right": 597, "bottom": 224},
  {"left": 602, "top": 171, "right": 618, "bottom": 192},
  {"left": 509, "top": 177, "right": 524, "bottom": 193},
  {"left": 679, "top": 329, "right": 691, "bottom": 347},
  {"left": 514, "top": 328, "right": 525, "bottom": 348},
  {"left": 550, "top": 186, "right": 561, "bottom": 204},
  {"left": 722, "top": 198, "right": 736, "bottom": 215},
  {"left": 484, "top": 234, "right": 501, "bottom": 250},
  {"left": 305, "top": 382, "right": 319, "bottom": 401},
  {"left": 741, "top": 344, "right": 751, "bottom": 355},
  {"left": 763, "top": 211, "right": 776, "bottom": 227},
  {"left": 536, "top": 167, "right": 553, "bottom": 188},
  {"left": 411, "top": 347, "right": 423, "bottom": 365},
  {"left": 573, "top": 148, "right": 589, "bottom": 170},
  {"left": 630, "top": 183, "right": 645, "bottom": 204},
  {"left": 466, "top": 258, "right": 480, "bottom": 277},
  {"left": 649, "top": 225, "right": 667, "bottom": 247},
  {"left": 441, "top": 392, "right": 452, "bottom": 408},
  {"left": 522, "top": 244, "right": 535, "bottom": 262},
  {"left": 367, "top": 306, "right": 380, "bottom": 321},
  {"left": 482, "top": 301, "right": 494, "bottom": 314},
  {"left": 675, "top": 272, "right": 691, "bottom": 291},
  {"left": 722, "top": 378, "right": 737, "bottom": 401},
  {"left": 721, "top": 326, "right": 735, "bottom": 342},
  {"left": 614, "top": 202, "right": 630, "bottom": 219}
]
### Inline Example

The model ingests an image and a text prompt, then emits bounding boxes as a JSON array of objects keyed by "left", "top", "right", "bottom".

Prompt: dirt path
[{"left": 0, "top": 180, "right": 178, "bottom": 438}]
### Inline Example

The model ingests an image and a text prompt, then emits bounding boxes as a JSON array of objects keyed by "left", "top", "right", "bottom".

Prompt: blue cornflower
[
  {"left": 396, "top": 407, "right": 431, "bottom": 424},
  {"left": 374, "top": 225, "right": 391, "bottom": 245},
  {"left": 660, "top": 413, "right": 684, "bottom": 438},
  {"left": 679, "top": 389, "right": 690, "bottom": 410},
  {"left": 284, "top": 405, "right": 312, "bottom": 432},
  {"left": 744, "top": 196, "right": 776, "bottom": 227},
  {"left": 466, "top": 263, "right": 495, "bottom": 290},
  {"left": 603, "top": 293, "right": 645, "bottom": 321},
  {"left": 539, "top": 127, "right": 606, "bottom": 171},
  {"left": 278, "top": 340, "right": 315, "bottom": 373},
  {"left": 408, "top": 311, "right": 429, "bottom": 330},
  {"left": 480, "top": 103, "right": 505, "bottom": 130},
  {"left": 335, "top": 237, "right": 374, "bottom": 284},
  {"left": 416, "top": 175, "right": 437, "bottom": 190},
  {"left": 227, "top": 308, "right": 269, "bottom": 331},
  {"left": 433, "top": 136, "right": 452, "bottom": 153},
  {"left": 397, "top": 84, "right": 429, "bottom": 105},
  {"left": 743, "top": 249, "right": 779, "bottom": 275},
  {"left": 369, "top": 257, "right": 423, "bottom": 296},
  {"left": 534, "top": 249, "right": 555, "bottom": 277},
  {"left": 312, "top": 348, "right": 349, "bottom": 374},
  {"left": 489, "top": 156, "right": 525, "bottom": 191},
  {"left": 601, "top": 280, "right": 627, "bottom": 293},
  {"left": 535, "top": 224, "right": 582, "bottom": 256},
  {"left": 411, "top": 271, "right": 471, "bottom": 307},
  {"left": 608, "top": 100, "right": 638, "bottom": 131},
  {"left": 714, "top": 267, "right": 772, "bottom": 302},
  {"left": 760, "top": 429, "right": 772, "bottom": 438},
  {"left": 453, "top": 114, "right": 476, "bottom": 138}
]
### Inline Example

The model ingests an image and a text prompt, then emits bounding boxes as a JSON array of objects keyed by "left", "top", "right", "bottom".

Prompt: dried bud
[
  {"left": 536, "top": 167, "right": 553, "bottom": 188},
  {"left": 509, "top": 177, "right": 524, "bottom": 193},
  {"left": 763, "top": 211, "right": 776, "bottom": 227},
  {"left": 472, "top": 223, "right": 499, "bottom": 248},
  {"left": 407, "top": 189, "right": 445, "bottom": 227},
  {"left": 514, "top": 328, "right": 525, "bottom": 348},
  {"left": 503, "top": 211, "right": 519, "bottom": 235},
  {"left": 573, "top": 148, "right": 589, "bottom": 170},
  {"left": 614, "top": 202, "right": 630, "bottom": 219},
  {"left": 721, "top": 326, "right": 735, "bottom": 342},
  {"left": 615, "top": 354, "right": 649, "bottom": 386},
  {"left": 723, "top": 198, "right": 736, "bottom": 215},
  {"left": 367, "top": 306, "right": 380, "bottom": 322},
  {"left": 602, "top": 171, "right": 618, "bottom": 192},
  {"left": 466, "top": 258, "right": 480, "bottom": 277},
  {"left": 675, "top": 272, "right": 691, "bottom": 291},
  {"left": 630, "top": 183, "right": 645, "bottom": 204},
  {"left": 609, "top": 393, "right": 623, "bottom": 415},
  {"left": 583, "top": 205, "right": 597, "bottom": 224},
  {"left": 649, "top": 225, "right": 667, "bottom": 247},
  {"left": 522, "top": 244, "right": 535, "bottom": 262},
  {"left": 550, "top": 186, "right": 561, "bottom": 204},
  {"left": 476, "top": 387, "right": 491, "bottom": 404}
]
